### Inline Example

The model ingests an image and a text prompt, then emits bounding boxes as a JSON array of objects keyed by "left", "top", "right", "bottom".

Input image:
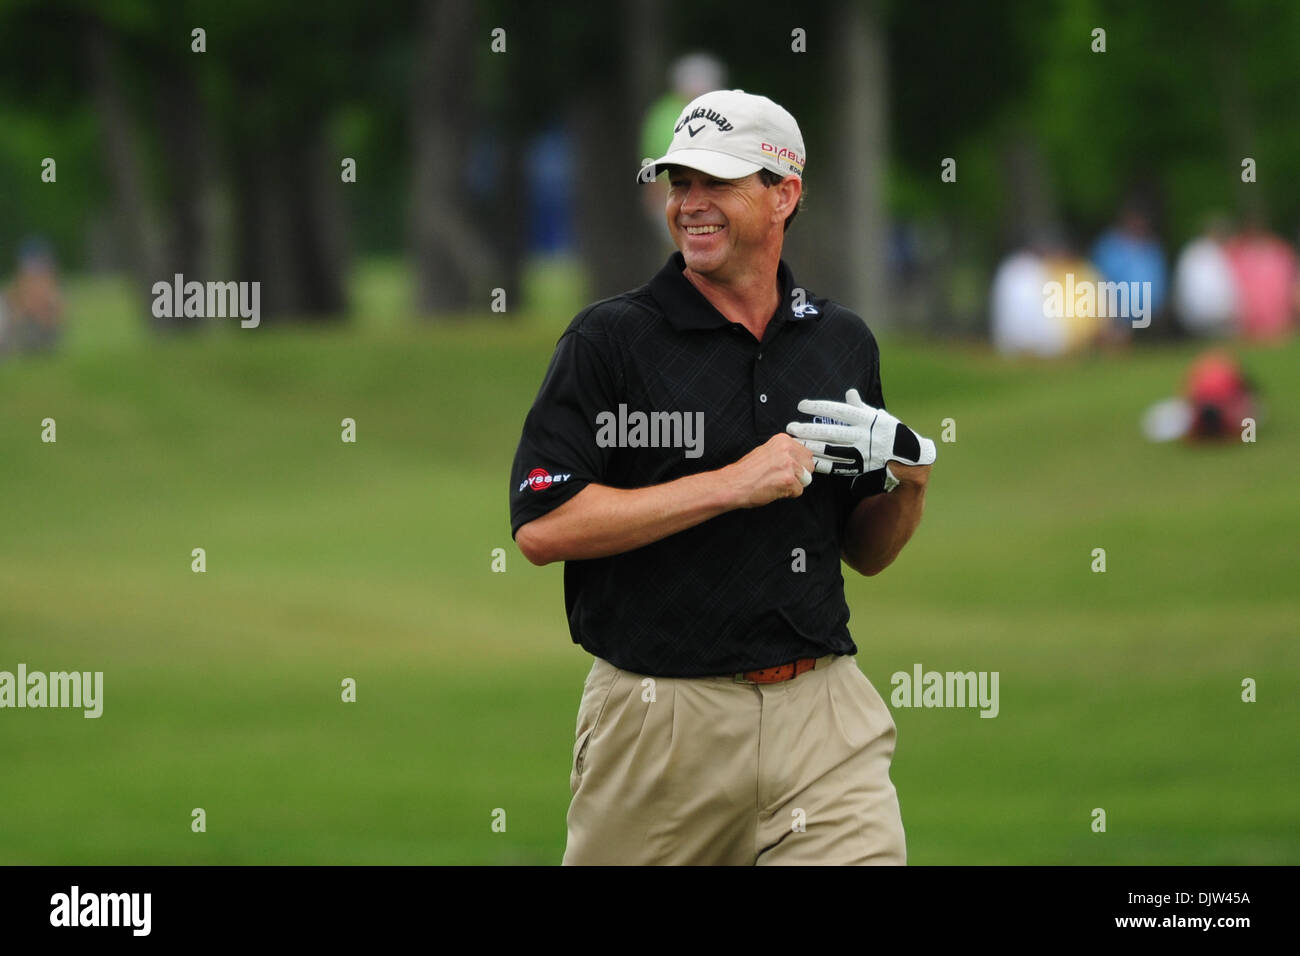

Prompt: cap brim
[{"left": 636, "top": 149, "right": 763, "bottom": 184}]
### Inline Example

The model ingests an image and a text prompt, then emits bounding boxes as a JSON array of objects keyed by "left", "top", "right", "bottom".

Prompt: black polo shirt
[{"left": 509, "top": 251, "right": 889, "bottom": 678}]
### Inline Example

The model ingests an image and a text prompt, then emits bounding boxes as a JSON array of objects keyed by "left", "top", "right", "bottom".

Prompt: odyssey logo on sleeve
[{"left": 520, "top": 468, "right": 572, "bottom": 492}]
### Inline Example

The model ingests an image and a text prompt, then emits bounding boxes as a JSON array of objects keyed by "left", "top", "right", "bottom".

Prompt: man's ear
[{"left": 773, "top": 176, "right": 801, "bottom": 223}]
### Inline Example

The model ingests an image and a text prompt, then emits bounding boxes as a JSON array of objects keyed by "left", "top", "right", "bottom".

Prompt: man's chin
[{"left": 680, "top": 249, "right": 724, "bottom": 276}]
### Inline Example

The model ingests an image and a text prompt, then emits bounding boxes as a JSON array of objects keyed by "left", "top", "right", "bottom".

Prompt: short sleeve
[{"left": 510, "top": 328, "right": 619, "bottom": 537}]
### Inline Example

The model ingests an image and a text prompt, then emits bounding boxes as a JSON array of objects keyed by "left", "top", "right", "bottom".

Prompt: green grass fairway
[{"left": 2, "top": 305, "right": 1297, "bottom": 864}]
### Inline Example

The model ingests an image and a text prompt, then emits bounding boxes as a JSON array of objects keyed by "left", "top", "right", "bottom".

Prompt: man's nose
[{"left": 680, "top": 182, "right": 710, "bottom": 212}]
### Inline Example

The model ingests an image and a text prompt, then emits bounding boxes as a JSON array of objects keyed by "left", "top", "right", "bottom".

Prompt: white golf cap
[{"left": 637, "top": 89, "right": 806, "bottom": 184}]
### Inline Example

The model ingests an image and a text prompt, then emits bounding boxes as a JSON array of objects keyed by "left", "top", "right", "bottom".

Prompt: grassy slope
[{"left": 1, "top": 275, "right": 1296, "bottom": 863}]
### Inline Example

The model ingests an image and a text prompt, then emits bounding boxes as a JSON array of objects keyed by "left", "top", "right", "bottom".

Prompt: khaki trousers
[{"left": 563, "top": 652, "right": 906, "bottom": 865}]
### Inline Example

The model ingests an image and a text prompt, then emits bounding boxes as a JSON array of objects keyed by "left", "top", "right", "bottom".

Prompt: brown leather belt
[{"left": 734, "top": 657, "right": 819, "bottom": 684}]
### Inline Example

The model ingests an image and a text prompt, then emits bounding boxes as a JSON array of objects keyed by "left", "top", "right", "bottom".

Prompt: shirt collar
[{"left": 648, "top": 251, "right": 817, "bottom": 332}]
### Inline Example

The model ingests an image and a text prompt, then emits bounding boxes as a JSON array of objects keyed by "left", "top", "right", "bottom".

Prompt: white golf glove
[{"left": 786, "top": 388, "right": 936, "bottom": 487}]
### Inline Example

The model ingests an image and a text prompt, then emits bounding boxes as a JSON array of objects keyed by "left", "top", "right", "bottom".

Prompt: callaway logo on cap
[{"left": 637, "top": 89, "right": 806, "bottom": 183}]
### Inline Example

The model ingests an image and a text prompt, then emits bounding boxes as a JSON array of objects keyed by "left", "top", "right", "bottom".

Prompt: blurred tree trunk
[
  {"left": 575, "top": 0, "right": 661, "bottom": 299},
  {"left": 228, "top": 79, "right": 346, "bottom": 322},
  {"left": 495, "top": 48, "right": 527, "bottom": 319},
  {"left": 999, "top": 134, "right": 1055, "bottom": 248},
  {"left": 90, "top": 13, "right": 347, "bottom": 326},
  {"left": 1214, "top": 37, "right": 1258, "bottom": 219},
  {"left": 283, "top": 129, "right": 349, "bottom": 317},
  {"left": 232, "top": 122, "right": 290, "bottom": 318},
  {"left": 834, "top": 0, "right": 890, "bottom": 327},
  {"left": 155, "top": 58, "right": 212, "bottom": 304},
  {"left": 411, "top": 0, "right": 497, "bottom": 315},
  {"left": 84, "top": 16, "right": 163, "bottom": 321}
]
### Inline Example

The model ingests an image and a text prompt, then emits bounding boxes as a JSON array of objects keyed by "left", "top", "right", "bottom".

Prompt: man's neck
[{"left": 682, "top": 253, "right": 783, "bottom": 340}]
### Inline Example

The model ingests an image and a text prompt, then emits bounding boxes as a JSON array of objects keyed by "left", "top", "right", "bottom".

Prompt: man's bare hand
[{"left": 721, "top": 434, "right": 815, "bottom": 509}]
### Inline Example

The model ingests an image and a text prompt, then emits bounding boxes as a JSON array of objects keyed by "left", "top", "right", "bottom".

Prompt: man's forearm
[
  {"left": 514, "top": 434, "right": 815, "bottom": 566},
  {"left": 515, "top": 473, "right": 735, "bottom": 565},
  {"left": 842, "top": 479, "right": 927, "bottom": 576}
]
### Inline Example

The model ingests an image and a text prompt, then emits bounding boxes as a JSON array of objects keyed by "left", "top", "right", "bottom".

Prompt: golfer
[{"left": 509, "top": 89, "right": 936, "bottom": 865}]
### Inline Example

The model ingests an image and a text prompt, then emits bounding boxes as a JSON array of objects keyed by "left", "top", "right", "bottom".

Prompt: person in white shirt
[
  {"left": 1173, "top": 217, "right": 1238, "bottom": 337},
  {"left": 991, "top": 239, "right": 1064, "bottom": 357}
]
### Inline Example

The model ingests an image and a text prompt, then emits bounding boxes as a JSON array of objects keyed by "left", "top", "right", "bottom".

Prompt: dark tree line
[{"left": 2, "top": 0, "right": 1297, "bottom": 329}]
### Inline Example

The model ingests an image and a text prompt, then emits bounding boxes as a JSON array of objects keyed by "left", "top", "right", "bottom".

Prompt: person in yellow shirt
[{"left": 1041, "top": 245, "right": 1104, "bottom": 354}]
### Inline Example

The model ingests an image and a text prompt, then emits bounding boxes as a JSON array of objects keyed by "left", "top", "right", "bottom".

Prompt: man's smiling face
[{"left": 665, "top": 166, "right": 779, "bottom": 280}]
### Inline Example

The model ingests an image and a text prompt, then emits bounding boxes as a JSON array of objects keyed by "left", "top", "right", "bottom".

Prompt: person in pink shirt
[{"left": 1223, "top": 215, "right": 1298, "bottom": 340}]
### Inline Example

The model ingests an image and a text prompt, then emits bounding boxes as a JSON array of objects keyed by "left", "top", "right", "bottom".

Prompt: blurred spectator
[
  {"left": 1141, "top": 349, "right": 1258, "bottom": 443},
  {"left": 640, "top": 52, "right": 726, "bottom": 169},
  {"left": 991, "top": 232, "right": 1057, "bottom": 357},
  {"left": 1041, "top": 233, "right": 1104, "bottom": 353},
  {"left": 889, "top": 221, "right": 926, "bottom": 283},
  {"left": 4, "top": 238, "right": 64, "bottom": 355},
  {"left": 1090, "top": 199, "right": 1168, "bottom": 340},
  {"left": 992, "top": 228, "right": 1103, "bottom": 357},
  {"left": 1222, "top": 214, "right": 1297, "bottom": 341},
  {"left": 525, "top": 124, "right": 576, "bottom": 255},
  {"left": 1173, "top": 215, "right": 1238, "bottom": 337},
  {"left": 1184, "top": 350, "right": 1257, "bottom": 441},
  {"left": 639, "top": 52, "right": 727, "bottom": 245}
]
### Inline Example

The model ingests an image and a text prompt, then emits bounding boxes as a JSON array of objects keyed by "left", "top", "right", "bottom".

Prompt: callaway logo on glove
[{"left": 786, "top": 388, "right": 936, "bottom": 490}]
